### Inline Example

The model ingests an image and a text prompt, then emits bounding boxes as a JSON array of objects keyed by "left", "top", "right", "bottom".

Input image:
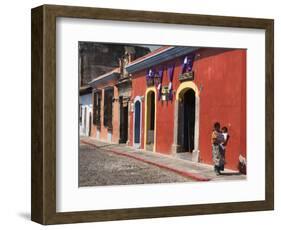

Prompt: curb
[{"left": 81, "top": 140, "right": 210, "bottom": 182}]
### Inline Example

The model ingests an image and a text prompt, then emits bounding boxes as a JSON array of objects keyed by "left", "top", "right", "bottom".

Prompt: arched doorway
[
  {"left": 133, "top": 97, "right": 142, "bottom": 148},
  {"left": 145, "top": 89, "right": 156, "bottom": 152},
  {"left": 181, "top": 89, "right": 195, "bottom": 152},
  {"left": 172, "top": 82, "right": 200, "bottom": 162}
]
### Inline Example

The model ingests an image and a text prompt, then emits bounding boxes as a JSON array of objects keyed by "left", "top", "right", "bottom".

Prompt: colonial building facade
[
  {"left": 78, "top": 43, "right": 150, "bottom": 139},
  {"left": 126, "top": 46, "right": 246, "bottom": 170},
  {"left": 89, "top": 50, "right": 136, "bottom": 144},
  {"left": 90, "top": 46, "right": 246, "bottom": 171}
]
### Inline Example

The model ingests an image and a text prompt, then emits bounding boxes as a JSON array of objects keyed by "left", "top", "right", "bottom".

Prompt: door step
[
  {"left": 176, "top": 152, "right": 193, "bottom": 161},
  {"left": 146, "top": 144, "right": 154, "bottom": 152}
]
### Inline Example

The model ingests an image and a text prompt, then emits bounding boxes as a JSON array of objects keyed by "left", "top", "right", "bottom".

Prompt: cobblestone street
[
  {"left": 79, "top": 143, "right": 194, "bottom": 186},
  {"left": 79, "top": 137, "right": 246, "bottom": 187}
]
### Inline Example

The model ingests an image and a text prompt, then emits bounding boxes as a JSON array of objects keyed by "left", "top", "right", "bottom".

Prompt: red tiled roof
[
  {"left": 128, "top": 45, "right": 173, "bottom": 66},
  {"left": 90, "top": 67, "right": 120, "bottom": 83}
]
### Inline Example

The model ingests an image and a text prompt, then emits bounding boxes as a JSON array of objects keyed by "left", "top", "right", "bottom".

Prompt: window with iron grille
[
  {"left": 79, "top": 104, "right": 82, "bottom": 124},
  {"left": 103, "top": 87, "right": 114, "bottom": 128},
  {"left": 93, "top": 90, "right": 101, "bottom": 126}
]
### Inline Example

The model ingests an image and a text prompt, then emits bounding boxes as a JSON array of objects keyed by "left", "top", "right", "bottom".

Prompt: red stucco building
[{"left": 126, "top": 46, "right": 246, "bottom": 170}]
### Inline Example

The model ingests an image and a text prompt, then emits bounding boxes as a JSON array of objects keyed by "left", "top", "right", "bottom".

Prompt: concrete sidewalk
[{"left": 81, "top": 137, "right": 246, "bottom": 182}]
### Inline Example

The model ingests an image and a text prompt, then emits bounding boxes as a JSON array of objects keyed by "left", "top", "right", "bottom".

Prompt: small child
[
  {"left": 221, "top": 127, "right": 229, "bottom": 149},
  {"left": 220, "top": 127, "right": 229, "bottom": 171}
]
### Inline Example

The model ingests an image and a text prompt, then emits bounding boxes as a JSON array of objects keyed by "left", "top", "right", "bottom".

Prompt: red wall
[
  {"left": 130, "top": 48, "right": 246, "bottom": 170},
  {"left": 195, "top": 49, "right": 246, "bottom": 169}
]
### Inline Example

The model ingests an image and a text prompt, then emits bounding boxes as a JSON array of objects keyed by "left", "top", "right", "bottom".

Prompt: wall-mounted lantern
[
  {"left": 179, "top": 54, "right": 195, "bottom": 82},
  {"left": 161, "top": 86, "right": 169, "bottom": 101}
]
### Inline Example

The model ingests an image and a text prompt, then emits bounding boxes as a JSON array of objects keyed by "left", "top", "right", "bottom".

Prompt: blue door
[{"left": 134, "top": 101, "right": 141, "bottom": 146}]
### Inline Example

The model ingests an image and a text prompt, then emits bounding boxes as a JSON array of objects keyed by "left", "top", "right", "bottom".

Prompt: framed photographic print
[{"left": 31, "top": 4, "right": 274, "bottom": 225}]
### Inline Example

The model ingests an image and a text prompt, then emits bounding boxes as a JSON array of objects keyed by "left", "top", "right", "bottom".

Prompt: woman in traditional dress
[{"left": 211, "top": 122, "right": 224, "bottom": 175}]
